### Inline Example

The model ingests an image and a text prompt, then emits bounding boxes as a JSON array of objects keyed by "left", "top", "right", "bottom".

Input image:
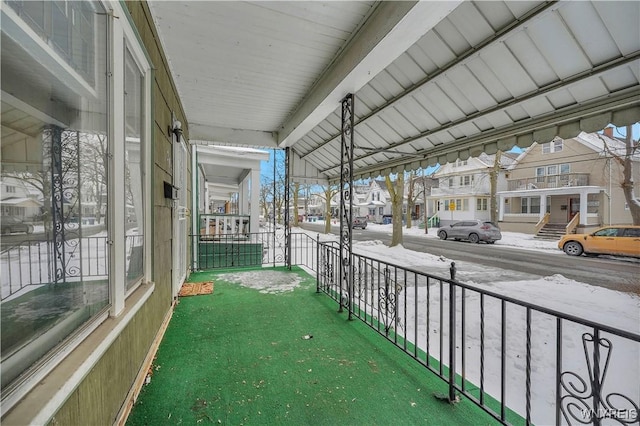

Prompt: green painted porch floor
[{"left": 126, "top": 266, "right": 496, "bottom": 425}]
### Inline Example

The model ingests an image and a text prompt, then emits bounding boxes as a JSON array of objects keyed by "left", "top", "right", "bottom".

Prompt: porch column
[
  {"left": 250, "top": 168, "right": 260, "bottom": 233},
  {"left": 579, "top": 190, "right": 588, "bottom": 225},
  {"left": 240, "top": 174, "right": 250, "bottom": 215},
  {"left": 339, "top": 93, "right": 354, "bottom": 320},
  {"left": 539, "top": 194, "right": 547, "bottom": 220},
  {"left": 498, "top": 194, "right": 505, "bottom": 221}
]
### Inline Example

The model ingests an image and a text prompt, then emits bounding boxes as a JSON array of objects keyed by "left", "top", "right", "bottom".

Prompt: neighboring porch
[{"left": 497, "top": 186, "right": 604, "bottom": 235}]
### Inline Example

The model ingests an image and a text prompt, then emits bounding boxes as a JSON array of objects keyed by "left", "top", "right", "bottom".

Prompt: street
[{"left": 299, "top": 222, "right": 640, "bottom": 295}]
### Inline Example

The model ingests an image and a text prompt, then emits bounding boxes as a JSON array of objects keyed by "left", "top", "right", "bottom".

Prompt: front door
[{"left": 568, "top": 197, "right": 580, "bottom": 222}]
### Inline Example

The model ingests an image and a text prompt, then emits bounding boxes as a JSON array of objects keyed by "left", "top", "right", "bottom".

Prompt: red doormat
[{"left": 179, "top": 281, "right": 214, "bottom": 297}]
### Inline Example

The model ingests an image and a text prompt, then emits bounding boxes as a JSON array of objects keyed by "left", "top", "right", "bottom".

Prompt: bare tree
[
  {"left": 292, "top": 182, "right": 300, "bottom": 226},
  {"left": 385, "top": 173, "right": 404, "bottom": 247},
  {"left": 600, "top": 125, "right": 640, "bottom": 224},
  {"left": 318, "top": 184, "right": 340, "bottom": 234},
  {"left": 489, "top": 151, "right": 502, "bottom": 224},
  {"left": 405, "top": 171, "right": 418, "bottom": 229}
]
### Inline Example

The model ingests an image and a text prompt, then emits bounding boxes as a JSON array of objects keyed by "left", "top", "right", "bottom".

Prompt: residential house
[
  {"left": 408, "top": 174, "right": 439, "bottom": 224},
  {"left": 497, "top": 129, "right": 639, "bottom": 234},
  {"left": 0, "top": 176, "right": 43, "bottom": 220},
  {"left": 361, "top": 179, "right": 394, "bottom": 223},
  {"left": 429, "top": 154, "right": 515, "bottom": 226}
]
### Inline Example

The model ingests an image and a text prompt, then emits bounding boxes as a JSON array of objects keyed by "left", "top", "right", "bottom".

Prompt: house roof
[{"left": 509, "top": 130, "right": 638, "bottom": 168}]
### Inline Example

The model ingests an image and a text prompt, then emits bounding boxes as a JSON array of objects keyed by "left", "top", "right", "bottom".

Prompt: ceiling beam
[
  {"left": 277, "top": 0, "right": 462, "bottom": 148},
  {"left": 190, "top": 123, "right": 277, "bottom": 148}
]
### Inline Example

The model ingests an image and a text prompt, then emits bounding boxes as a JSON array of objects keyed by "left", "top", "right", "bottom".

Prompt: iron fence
[
  {"left": 0, "top": 235, "right": 146, "bottom": 301},
  {"left": 190, "top": 230, "right": 319, "bottom": 272},
  {"left": 316, "top": 240, "right": 640, "bottom": 425}
]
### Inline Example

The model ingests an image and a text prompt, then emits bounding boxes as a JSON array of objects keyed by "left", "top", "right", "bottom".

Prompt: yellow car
[{"left": 558, "top": 226, "right": 640, "bottom": 257}]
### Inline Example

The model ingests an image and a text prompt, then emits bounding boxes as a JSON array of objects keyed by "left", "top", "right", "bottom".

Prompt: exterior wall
[
  {"left": 49, "top": 2, "right": 190, "bottom": 424},
  {"left": 508, "top": 141, "right": 602, "bottom": 184}
]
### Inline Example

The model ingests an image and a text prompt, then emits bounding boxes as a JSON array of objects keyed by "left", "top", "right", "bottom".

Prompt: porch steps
[{"left": 535, "top": 223, "right": 570, "bottom": 240}]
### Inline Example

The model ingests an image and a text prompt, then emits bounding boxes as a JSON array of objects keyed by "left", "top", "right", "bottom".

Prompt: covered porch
[
  {"left": 497, "top": 186, "right": 605, "bottom": 233},
  {"left": 126, "top": 266, "right": 502, "bottom": 425}
]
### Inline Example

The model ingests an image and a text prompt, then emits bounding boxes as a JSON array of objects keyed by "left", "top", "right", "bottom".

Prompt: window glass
[
  {"left": 554, "top": 139, "right": 563, "bottom": 152},
  {"left": 594, "top": 228, "right": 618, "bottom": 237},
  {"left": 542, "top": 143, "right": 551, "bottom": 154},
  {"left": 547, "top": 165, "right": 558, "bottom": 175},
  {"left": 530, "top": 197, "right": 541, "bottom": 214},
  {"left": 124, "top": 47, "right": 144, "bottom": 290},
  {"left": 560, "top": 164, "right": 570, "bottom": 174},
  {"left": 622, "top": 228, "right": 640, "bottom": 237},
  {"left": 1, "top": 1, "right": 109, "bottom": 390}
]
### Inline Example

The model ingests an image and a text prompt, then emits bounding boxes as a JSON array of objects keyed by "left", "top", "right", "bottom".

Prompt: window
[
  {"left": 378, "top": 207, "right": 383, "bottom": 215},
  {"left": 459, "top": 175, "right": 474, "bottom": 186},
  {"left": 5, "top": 186, "right": 15, "bottom": 193},
  {"left": 593, "top": 228, "right": 619, "bottom": 237},
  {"left": 554, "top": 139, "right": 563, "bottom": 152},
  {"left": 622, "top": 228, "right": 640, "bottom": 237},
  {"left": 587, "top": 194, "right": 599, "bottom": 214},
  {"left": 124, "top": 46, "right": 145, "bottom": 291},
  {"left": 0, "top": 0, "right": 111, "bottom": 395},
  {"left": 453, "top": 159, "right": 467, "bottom": 167},
  {"left": 476, "top": 198, "right": 488, "bottom": 211},
  {"left": 542, "top": 139, "right": 563, "bottom": 154},
  {"left": 0, "top": 0, "right": 151, "bottom": 404},
  {"left": 448, "top": 177, "right": 454, "bottom": 188},
  {"left": 560, "top": 164, "right": 570, "bottom": 174},
  {"left": 521, "top": 197, "right": 541, "bottom": 214},
  {"left": 535, "top": 167, "right": 545, "bottom": 183}
]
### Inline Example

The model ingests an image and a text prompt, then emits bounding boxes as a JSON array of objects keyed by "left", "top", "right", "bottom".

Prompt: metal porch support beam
[
  {"left": 46, "top": 126, "right": 82, "bottom": 284},
  {"left": 285, "top": 147, "right": 291, "bottom": 269},
  {"left": 339, "top": 94, "right": 354, "bottom": 320}
]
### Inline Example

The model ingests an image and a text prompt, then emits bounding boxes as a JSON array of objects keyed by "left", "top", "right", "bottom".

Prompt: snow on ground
[{"left": 216, "top": 270, "right": 303, "bottom": 294}]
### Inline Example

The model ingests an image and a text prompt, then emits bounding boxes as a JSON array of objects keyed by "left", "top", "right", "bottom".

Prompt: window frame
[{"left": 109, "top": 2, "right": 153, "bottom": 314}]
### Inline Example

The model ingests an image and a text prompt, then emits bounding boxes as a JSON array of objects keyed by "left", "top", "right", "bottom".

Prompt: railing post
[
  {"left": 316, "top": 234, "right": 320, "bottom": 293},
  {"left": 449, "top": 280, "right": 457, "bottom": 403}
]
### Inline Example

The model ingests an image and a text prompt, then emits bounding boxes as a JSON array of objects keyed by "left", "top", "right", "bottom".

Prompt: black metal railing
[
  {"left": 0, "top": 235, "right": 147, "bottom": 301},
  {"left": 316, "top": 240, "right": 640, "bottom": 425},
  {"left": 190, "top": 231, "right": 319, "bottom": 272}
]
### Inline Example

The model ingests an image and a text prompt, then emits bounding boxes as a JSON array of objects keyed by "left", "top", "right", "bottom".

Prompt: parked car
[
  {"left": 558, "top": 226, "right": 640, "bottom": 258},
  {"left": 437, "top": 220, "right": 502, "bottom": 243},
  {"left": 1, "top": 216, "right": 34, "bottom": 235},
  {"left": 352, "top": 216, "right": 368, "bottom": 229}
]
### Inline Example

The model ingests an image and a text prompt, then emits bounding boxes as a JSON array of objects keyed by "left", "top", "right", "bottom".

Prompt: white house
[{"left": 429, "top": 154, "right": 515, "bottom": 226}]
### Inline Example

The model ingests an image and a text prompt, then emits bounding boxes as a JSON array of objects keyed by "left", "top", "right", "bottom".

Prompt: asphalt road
[{"left": 299, "top": 222, "right": 640, "bottom": 294}]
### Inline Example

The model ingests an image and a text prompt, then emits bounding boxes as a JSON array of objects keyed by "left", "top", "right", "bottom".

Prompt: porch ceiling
[{"left": 149, "top": 1, "right": 640, "bottom": 184}]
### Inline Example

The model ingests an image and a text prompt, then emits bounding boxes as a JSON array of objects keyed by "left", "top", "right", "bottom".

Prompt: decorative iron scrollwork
[
  {"left": 378, "top": 267, "right": 402, "bottom": 334},
  {"left": 46, "top": 126, "right": 83, "bottom": 284},
  {"left": 560, "top": 332, "right": 639, "bottom": 425}
]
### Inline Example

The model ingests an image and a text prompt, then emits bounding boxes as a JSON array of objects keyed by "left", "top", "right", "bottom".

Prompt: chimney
[{"left": 603, "top": 127, "right": 614, "bottom": 138}]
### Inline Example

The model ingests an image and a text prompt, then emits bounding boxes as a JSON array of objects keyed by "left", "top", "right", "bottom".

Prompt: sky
[{"left": 245, "top": 222, "right": 639, "bottom": 424}]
